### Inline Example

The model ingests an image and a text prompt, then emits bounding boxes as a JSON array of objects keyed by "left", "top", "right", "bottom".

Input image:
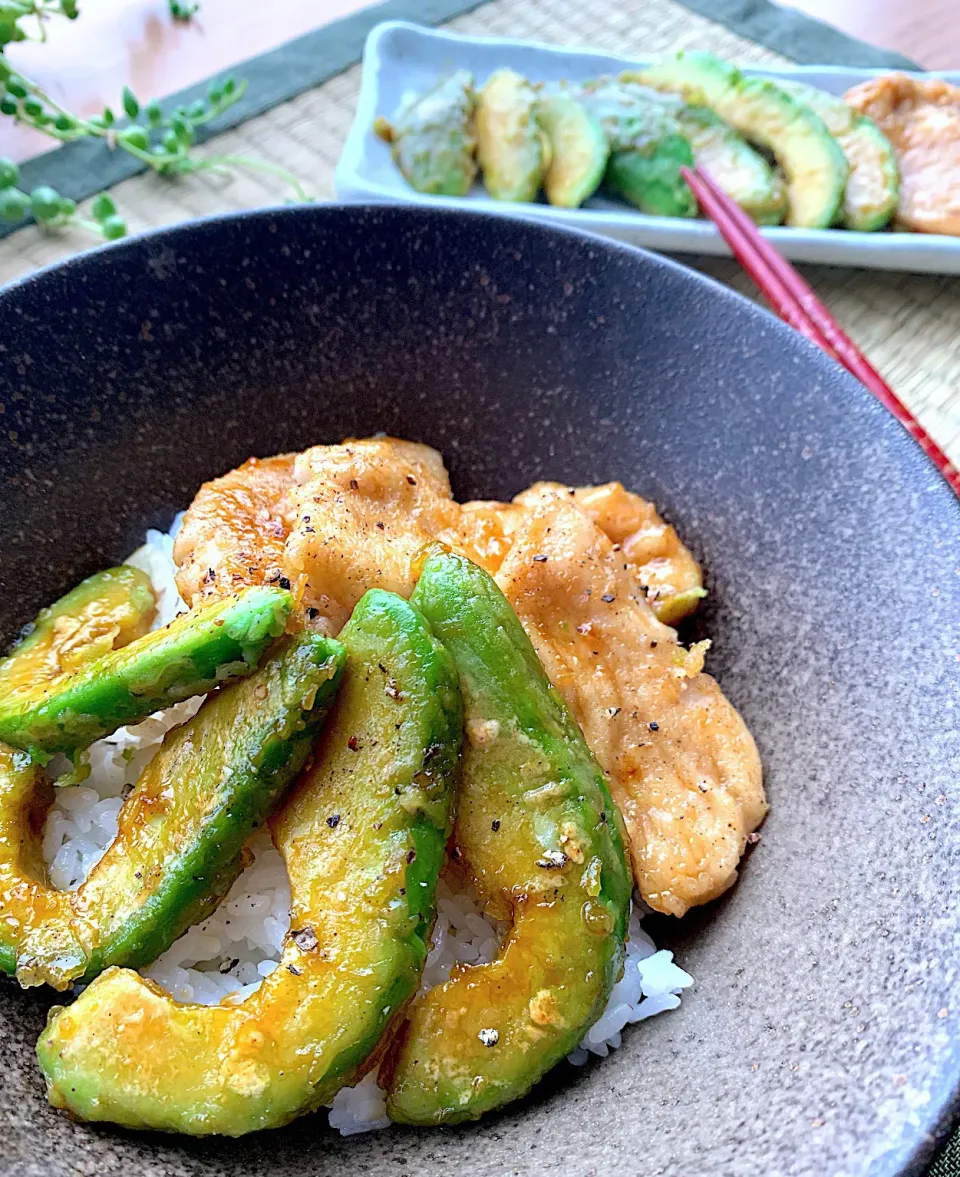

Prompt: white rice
[{"left": 40, "top": 519, "right": 693, "bottom": 1135}]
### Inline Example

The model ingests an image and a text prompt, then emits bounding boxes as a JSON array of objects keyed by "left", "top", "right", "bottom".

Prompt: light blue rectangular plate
[{"left": 335, "top": 21, "right": 960, "bottom": 275}]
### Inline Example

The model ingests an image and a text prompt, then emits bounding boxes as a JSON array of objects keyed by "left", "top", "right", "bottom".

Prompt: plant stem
[{"left": 198, "top": 154, "right": 311, "bottom": 202}]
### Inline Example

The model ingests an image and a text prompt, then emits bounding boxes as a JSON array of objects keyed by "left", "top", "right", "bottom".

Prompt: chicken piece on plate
[
  {"left": 283, "top": 438, "right": 460, "bottom": 632},
  {"left": 494, "top": 489, "right": 765, "bottom": 917},
  {"left": 516, "top": 481, "right": 705, "bottom": 625},
  {"left": 173, "top": 454, "right": 297, "bottom": 608},
  {"left": 845, "top": 75, "right": 960, "bottom": 236}
]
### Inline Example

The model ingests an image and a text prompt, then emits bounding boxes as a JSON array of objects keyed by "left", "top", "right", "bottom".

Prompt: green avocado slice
[
  {"left": 632, "top": 51, "right": 849, "bottom": 228},
  {"left": 0, "top": 566, "right": 156, "bottom": 709},
  {"left": 536, "top": 93, "right": 609, "bottom": 208},
  {"left": 475, "top": 68, "right": 545, "bottom": 202},
  {"left": 577, "top": 81, "right": 697, "bottom": 218},
  {"left": 36, "top": 588, "right": 462, "bottom": 1135},
  {"left": 374, "top": 71, "right": 478, "bottom": 196},
  {"left": 0, "top": 586, "right": 292, "bottom": 762},
  {"left": 1, "top": 630, "right": 344, "bottom": 989},
  {"left": 385, "top": 550, "right": 632, "bottom": 1125},
  {"left": 776, "top": 78, "right": 898, "bottom": 231}
]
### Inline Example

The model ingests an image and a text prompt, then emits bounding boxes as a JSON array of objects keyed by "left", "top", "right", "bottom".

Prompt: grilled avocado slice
[
  {"left": 633, "top": 51, "right": 849, "bottom": 228},
  {"left": 536, "top": 93, "right": 609, "bottom": 208},
  {"left": 578, "top": 80, "right": 697, "bottom": 218},
  {"left": 475, "top": 68, "right": 545, "bottom": 201},
  {"left": 777, "top": 78, "right": 898, "bottom": 231},
  {"left": 0, "top": 586, "right": 292, "bottom": 762},
  {"left": 374, "top": 71, "right": 478, "bottom": 196},
  {"left": 1, "top": 631, "right": 344, "bottom": 989},
  {"left": 37, "top": 589, "right": 462, "bottom": 1135},
  {"left": 385, "top": 550, "right": 631, "bottom": 1125},
  {"left": 0, "top": 566, "right": 156, "bottom": 705}
]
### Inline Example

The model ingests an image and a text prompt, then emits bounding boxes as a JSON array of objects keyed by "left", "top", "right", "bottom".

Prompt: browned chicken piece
[
  {"left": 494, "top": 490, "right": 765, "bottom": 917},
  {"left": 516, "top": 481, "right": 705, "bottom": 625},
  {"left": 283, "top": 438, "right": 460, "bottom": 632},
  {"left": 173, "top": 438, "right": 765, "bottom": 914},
  {"left": 846, "top": 75, "right": 960, "bottom": 236},
  {"left": 173, "top": 454, "right": 297, "bottom": 608}
]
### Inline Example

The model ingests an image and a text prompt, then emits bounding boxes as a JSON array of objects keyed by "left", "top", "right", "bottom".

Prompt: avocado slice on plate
[
  {"left": 1, "top": 631, "right": 344, "bottom": 989},
  {"left": 577, "top": 81, "right": 697, "bottom": 218},
  {"left": 777, "top": 78, "right": 899, "bottom": 231},
  {"left": 374, "top": 71, "right": 478, "bottom": 196},
  {"left": 475, "top": 68, "right": 545, "bottom": 202},
  {"left": 37, "top": 589, "right": 462, "bottom": 1135},
  {"left": 632, "top": 51, "right": 849, "bottom": 228},
  {"left": 536, "top": 93, "right": 609, "bottom": 208},
  {"left": 0, "top": 585, "right": 292, "bottom": 762},
  {"left": 385, "top": 550, "right": 632, "bottom": 1125}
]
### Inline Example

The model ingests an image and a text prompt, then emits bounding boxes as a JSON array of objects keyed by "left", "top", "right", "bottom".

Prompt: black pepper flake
[
  {"left": 406, "top": 848, "right": 417, "bottom": 863},
  {"left": 491, "top": 819, "right": 501, "bottom": 832},
  {"left": 349, "top": 478, "right": 359, "bottom": 490},
  {"left": 347, "top": 736, "right": 360, "bottom": 752},
  {"left": 306, "top": 607, "right": 320, "bottom": 620},
  {"left": 278, "top": 576, "right": 292, "bottom": 591},
  {"left": 649, "top": 721, "right": 659, "bottom": 731},
  {"left": 326, "top": 813, "right": 341, "bottom": 829},
  {"left": 287, "top": 964, "right": 301, "bottom": 976},
  {"left": 650, "top": 641, "right": 658, "bottom": 648},
  {"left": 406, "top": 474, "right": 417, "bottom": 486},
  {"left": 376, "top": 521, "right": 385, "bottom": 530},
  {"left": 601, "top": 593, "right": 615, "bottom": 603},
  {"left": 599, "top": 810, "right": 608, "bottom": 824},
  {"left": 219, "top": 957, "right": 240, "bottom": 974},
  {"left": 451, "top": 846, "right": 462, "bottom": 861},
  {"left": 532, "top": 554, "right": 548, "bottom": 563}
]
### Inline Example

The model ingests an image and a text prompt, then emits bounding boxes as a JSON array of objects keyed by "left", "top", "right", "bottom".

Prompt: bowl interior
[{"left": 1, "top": 205, "right": 958, "bottom": 1177}]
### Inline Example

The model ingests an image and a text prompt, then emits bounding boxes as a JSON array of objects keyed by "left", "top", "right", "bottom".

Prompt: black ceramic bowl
[{"left": 1, "top": 206, "right": 958, "bottom": 1177}]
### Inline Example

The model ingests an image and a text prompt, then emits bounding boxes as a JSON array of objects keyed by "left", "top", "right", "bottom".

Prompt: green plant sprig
[
  {"left": 0, "top": 157, "right": 126, "bottom": 238},
  {"left": 0, "top": 0, "right": 311, "bottom": 245}
]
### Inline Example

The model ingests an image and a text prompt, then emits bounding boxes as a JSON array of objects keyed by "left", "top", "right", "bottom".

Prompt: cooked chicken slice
[
  {"left": 173, "top": 454, "right": 296, "bottom": 608},
  {"left": 494, "top": 493, "right": 765, "bottom": 917},
  {"left": 283, "top": 438, "right": 459, "bottom": 632},
  {"left": 517, "top": 481, "right": 704, "bottom": 624},
  {"left": 846, "top": 75, "right": 960, "bottom": 236}
]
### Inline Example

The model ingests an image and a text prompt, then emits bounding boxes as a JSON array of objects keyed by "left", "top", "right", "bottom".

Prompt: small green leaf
[
  {"left": 119, "top": 124, "right": 149, "bottom": 150},
  {"left": 170, "top": 114, "right": 193, "bottom": 144},
  {"left": 5, "top": 78, "right": 26, "bottom": 100},
  {"left": 161, "top": 128, "right": 181, "bottom": 153},
  {"left": 59, "top": 196, "right": 77, "bottom": 217},
  {"left": 102, "top": 106, "right": 115, "bottom": 127},
  {"left": 61, "top": 0, "right": 79, "bottom": 16},
  {"left": 101, "top": 214, "right": 127, "bottom": 240},
  {"left": 145, "top": 99, "right": 163, "bottom": 126},
  {"left": 22, "top": 97, "right": 42, "bottom": 119},
  {"left": 121, "top": 86, "right": 140, "bottom": 120},
  {"left": 222, "top": 77, "right": 236, "bottom": 96},
  {"left": 0, "top": 187, "right": 29, "bottom": 221},
  {"left": 54, "top": 114, "right": 75, "bottom": 132},
  {"left": 30, "top": 185, "right": 62, "bottom": 222},
  {"left": 207, "top": 82, "right": 222, "bottom": 105},
  {"left": 0, "top": 157, "right": 19, "bottom": 188},
  {"left": 91, "top": 193, "right": 116, "bottom": 221},
  {"left": 187, "top": 99, "right": 206, "bottom": 120},
  {"left": 0, "top": 95, "right": 15, "bottom": 116}
]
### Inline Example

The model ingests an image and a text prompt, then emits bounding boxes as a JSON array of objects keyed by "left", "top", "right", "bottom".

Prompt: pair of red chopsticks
[{"left": 680, "top": 164, "right": 960, "bottom": 499}]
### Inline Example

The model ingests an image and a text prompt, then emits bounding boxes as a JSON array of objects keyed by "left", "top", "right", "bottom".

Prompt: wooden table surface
[{"left": 1, "top": 0, "right": 958, "bottom": 165}]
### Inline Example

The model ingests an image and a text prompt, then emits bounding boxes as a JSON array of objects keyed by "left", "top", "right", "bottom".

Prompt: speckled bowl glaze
[{"left": 0, "top": 205, "right": 957, "bottom": 1177}]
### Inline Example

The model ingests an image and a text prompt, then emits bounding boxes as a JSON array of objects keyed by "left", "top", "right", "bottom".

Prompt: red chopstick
[{"left": 680, "top": 164, "right": 960, "bottom": 498}]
